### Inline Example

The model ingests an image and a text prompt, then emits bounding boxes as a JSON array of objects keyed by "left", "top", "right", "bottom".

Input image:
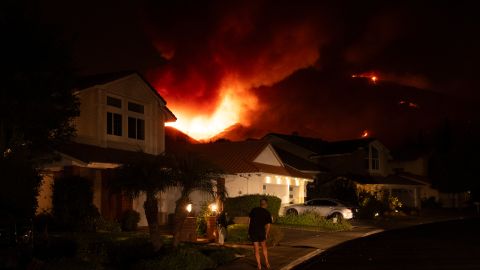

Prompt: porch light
[
  {"left": 186, "top": 203, "right": 192, "bottom": 213},
  {"left": 209, "top": 203, "right": 218, "bottom": 213}
]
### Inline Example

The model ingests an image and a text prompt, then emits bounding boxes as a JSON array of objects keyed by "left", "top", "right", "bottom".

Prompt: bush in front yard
[
  {"left": 276, "top": 211, "right": 352, "bottom": 231},
  {"left": 120, "top": 209, "right": 141, "bottom": 231},
  {"left": 226, "top": 224, "right": 249, "bottom": 243},
  {"left": 224, "top": 194, "right": 281, "bottom": 219},
  {"left": 132, "top": 247, "right": 215, "bottom": 270},
  {"left": 226, "top": 224, "right": 284, "bottom": 246},
  {"left": 357, "top": 191, "right": 388, "bottom": 219},
  {"left": 52, "top": 176, "right": 99, "bottom": 231}
]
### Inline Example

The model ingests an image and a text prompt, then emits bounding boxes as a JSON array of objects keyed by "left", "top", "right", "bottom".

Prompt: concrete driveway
[{"left": 217, "top": 224, "right": 381, "bottom": 270}]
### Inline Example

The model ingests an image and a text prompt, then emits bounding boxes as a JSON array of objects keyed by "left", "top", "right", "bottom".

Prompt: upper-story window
[
  {"left": 128, "top": 102, "right": 144, "bottom": 114},
  {"left": 371, "top": 146, "right": 380, "bottom": 170},
  {"left": 106, "top": 96, "right": 123, "bottom": 136},
  {"left": 127, "top": 101, "right": 145, "bottom": 140},
  {"left": 107, "top": 112, "right": 122, "bottom": 136},
  {"left": 128, "top": 117, "right": 145, "bottom": 140},
  {"left": 365, "top": 145, "right": 380, "bottom": 171},
  {"left": 107, "top": 96, "right": 122, "bottom": 108}
]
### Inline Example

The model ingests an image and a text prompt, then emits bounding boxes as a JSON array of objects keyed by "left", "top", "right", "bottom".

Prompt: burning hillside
[{"left": 136, "top": 1, "right": 478, "bottom": 146}]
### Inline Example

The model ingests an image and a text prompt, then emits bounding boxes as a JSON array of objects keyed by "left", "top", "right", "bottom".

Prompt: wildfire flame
[
  {"left": 399, "top": 100, "right": 419, "bottom": 108},
  {"left": 352, "top": 73, "right": 379, "bottom": 83},
  {"left": 165, "top": 79, "right": 258, "bottom": 141}
]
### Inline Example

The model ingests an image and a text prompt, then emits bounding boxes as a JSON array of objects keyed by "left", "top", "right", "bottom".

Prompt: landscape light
[{"left": 209, "top": 203, "right": 218, "bottom": 213}]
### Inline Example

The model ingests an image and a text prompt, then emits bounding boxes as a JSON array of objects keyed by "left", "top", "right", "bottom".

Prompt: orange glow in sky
[{"left": 165, "top": 80, "right": 258, "bottom": 141}]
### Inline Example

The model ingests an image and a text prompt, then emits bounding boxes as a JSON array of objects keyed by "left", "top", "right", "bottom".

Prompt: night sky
[{"left": 39, "top": 0, "right": 480, "bottom": 147}]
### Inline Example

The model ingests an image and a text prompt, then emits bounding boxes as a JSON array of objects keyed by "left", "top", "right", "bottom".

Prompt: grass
[
  {"left": 226, "top": 224, "right": 284, "bottom": 246},
  {"left": 34, "top": 231, "right": 245, "bottom": 270},
  {"left": 276, "top": 212, "right": 352, "bottom": 232}
]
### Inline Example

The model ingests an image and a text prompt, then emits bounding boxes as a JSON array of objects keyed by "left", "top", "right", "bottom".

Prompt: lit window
[
  {"left": 128, "top": 117, "right": 145, "bottom": 140},
  {"left": 366, "top": 146, "right": 380, "bottom": 171},
  {"left": 107, "top": 112, "right": 122, "bottom": 136},
  {"left": 128, "top": 102, "right": 144, "bottom": 114}
]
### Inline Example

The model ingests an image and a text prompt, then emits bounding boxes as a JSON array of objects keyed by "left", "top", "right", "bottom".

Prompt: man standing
[{"left": 248, "top": 198, "right": 272, "bottom": 269}]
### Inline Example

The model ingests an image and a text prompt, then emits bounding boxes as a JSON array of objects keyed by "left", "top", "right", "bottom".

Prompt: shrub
[
  {"left": 196, "top": 202, "right": 212, "bottom": 236},
  {"left": 106, "top": 237, "right": 155, "bottom": 267},
  {"left": 95, "top": 217, "right": 121, "bottom": 233},
  {"left": 357, "top": 191, "right": 388, "bottom": 219},
  {"left": 203, "top": 248, "right": 236, "bottom": 266},
  {"left": 224, "top": 194, "right": 281, "bottom": 219},
  {"left": 34, "top": 212, "right": 55, "bottom": 233},
  {"left": 43, "top": 258, "right": 102, "bottom": 270},
  {"left": 225, "top": 224, "right": 284, "bottom": 246},
  {"left": 0, "top": 153, "right": 42, "bottom": 227},
  {"left": 226, "top": 224, "right": 249, "bottom": 243},
  {"left": 132, "top": 248, "right": 215, "bottom": 270},
  {"left": 120, "top": 209, "right": 141, "bottom": 231},
  {"left": 421, "top": 196, "right": 442, "bottom": 209},
  {"left": 276, "top": 211, "right": 352, "bottom": 231},
  {"left": 52, "top": 176, "right": 99, "bottom": 231}
]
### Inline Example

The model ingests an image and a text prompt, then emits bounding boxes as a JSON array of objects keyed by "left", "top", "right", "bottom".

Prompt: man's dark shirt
[{"left": 248, "top": 207, "right": 272, "bottom": 240}]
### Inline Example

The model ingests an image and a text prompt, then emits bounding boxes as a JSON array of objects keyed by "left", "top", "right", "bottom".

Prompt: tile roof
[
  {"left": 266, "top": 133, "right": 375, "bottom": 156},
  {"left": 57, "top": 142, "right": 157, "bottom": 165},
  {"left": 319, "top": 138, "right": 375, "bottom": 155},
  {"left": 273, "top": 146, "right": 321, "bottom": 171},
  {"left": 181, "top": 140, "right": 313, "bottom": 179},
  {"left": 349, "top": 174, "right": 426, "bottom": 186}
]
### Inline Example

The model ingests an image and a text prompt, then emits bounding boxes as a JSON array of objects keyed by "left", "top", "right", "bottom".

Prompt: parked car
[{"left": 284, "top": 198, "right": 357, "bottom": 221}]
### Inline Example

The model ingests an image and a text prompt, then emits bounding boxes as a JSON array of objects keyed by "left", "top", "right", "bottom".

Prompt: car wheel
[
  {"left": 286, "top": 208, "right": 298, "bottom": 216},
  {"left": 330, "top": 213, "right": 343, "bottom": 224}
]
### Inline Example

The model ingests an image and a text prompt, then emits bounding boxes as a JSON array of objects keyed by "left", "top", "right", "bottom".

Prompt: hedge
[{"left": 224, "top": 194, "right": 281, "bottom": 219}]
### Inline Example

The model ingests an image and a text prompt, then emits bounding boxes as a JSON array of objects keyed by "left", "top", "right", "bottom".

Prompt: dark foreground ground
[{"left": 295, "top": 218, "right": 480, "bottom": 270}]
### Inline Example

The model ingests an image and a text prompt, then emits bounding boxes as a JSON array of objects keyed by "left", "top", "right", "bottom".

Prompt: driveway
[{"left": 218, "top": 224, "right": 380, "bottom": 270}]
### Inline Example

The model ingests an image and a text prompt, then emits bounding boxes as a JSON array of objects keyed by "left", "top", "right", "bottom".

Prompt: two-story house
[
  {"left": 36, "top": 71, "right": 176, "bottom": 226},
  {"left": 265, "top": 133, "right": 428, "bottom": 208}
]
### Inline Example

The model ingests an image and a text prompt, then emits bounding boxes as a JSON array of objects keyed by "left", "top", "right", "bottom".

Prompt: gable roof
[
  {"left": 319, "top": 138, "right": 376, "bottom": 155},
  {"left": 265, "top": 133, "right": 376, "bottom": 156},
  {"left": 177, "top": 140, "right": 312, "bottom": 179},
  {"left": 349, "top": 173, "right": 426, "bottom": 186},
  {"left": 265, "top": 133, "right": 327, "bottom": 153},
  {"left": 74, "top": 71, "right": 176, "bottom": 121},
  {"left": 273, "top": 146, "right": 321, "bottom": 172}
]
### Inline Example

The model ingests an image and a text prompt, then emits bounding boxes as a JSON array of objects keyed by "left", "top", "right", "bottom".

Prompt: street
[{"left": 295, "top": 218, "right": 480, "bottom": 270}]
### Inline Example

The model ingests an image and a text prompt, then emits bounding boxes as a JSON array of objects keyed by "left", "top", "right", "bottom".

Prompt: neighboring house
[
  {"left": 264, "top": 133, "right": 431, "bottom": 208},
  {"left": 36, "top": 71, "right": 176, "bottom": 226},
  {"left": 177, "top": 140, "right": 314, "bottom": 214}
]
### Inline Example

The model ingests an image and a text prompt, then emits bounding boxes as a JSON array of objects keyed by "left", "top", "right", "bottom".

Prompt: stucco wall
[{"left": 74, "top": 74, "right": 168, "bottom": 155}]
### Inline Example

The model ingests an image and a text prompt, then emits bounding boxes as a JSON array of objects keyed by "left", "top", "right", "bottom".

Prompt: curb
[{"left": 279, "top": 248, "right": 323, "bottom": 270}]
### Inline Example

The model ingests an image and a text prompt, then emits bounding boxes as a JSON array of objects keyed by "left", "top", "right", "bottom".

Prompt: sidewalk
[
  {"left": 217, "top": 212, "right": 473, "bottom": 270},
  {"left": 217, "top": 225, "right": 380, "bottom": 270}
]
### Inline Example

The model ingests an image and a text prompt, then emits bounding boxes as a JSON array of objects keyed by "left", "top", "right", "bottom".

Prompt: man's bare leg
[
  {"left": 254, "top": 242, "right": 262, "bottom": 269},
  {"left": 261, "top": 241, "right": 270, "bottom": 268}
]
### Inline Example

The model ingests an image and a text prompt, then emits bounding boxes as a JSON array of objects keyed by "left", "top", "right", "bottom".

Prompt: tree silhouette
[{"left": 111, "top": 154, "right": 174, "bottom": 251}]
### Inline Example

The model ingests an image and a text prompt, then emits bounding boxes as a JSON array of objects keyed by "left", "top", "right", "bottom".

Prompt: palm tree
[
  {"left": 171, "top": 154, "right": 223, "bottom": 247},
  {"left": 110, "top": 154, "right": 174, "bottom": 251}
]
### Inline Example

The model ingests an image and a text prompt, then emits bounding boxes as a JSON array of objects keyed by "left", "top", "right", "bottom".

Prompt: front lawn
[
  {"left": 276, "top": 212, "right": 352, "bottom": 231},
  {"left": 30, "top": 232, "right": 248, "bottom": 270}
]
